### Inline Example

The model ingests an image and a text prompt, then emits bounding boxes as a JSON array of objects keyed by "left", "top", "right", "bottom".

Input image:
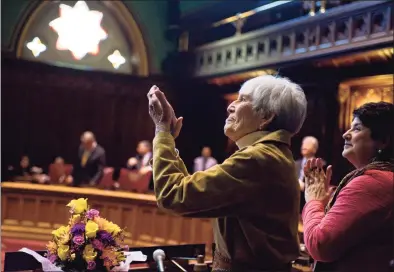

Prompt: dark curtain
[{"left": 1, "top": 58, "right": 228, "bottom": 175}]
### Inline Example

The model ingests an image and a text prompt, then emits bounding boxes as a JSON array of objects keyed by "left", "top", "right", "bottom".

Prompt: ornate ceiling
[{"left": 18, "top": 1, "right": 147, "bottom": 75}]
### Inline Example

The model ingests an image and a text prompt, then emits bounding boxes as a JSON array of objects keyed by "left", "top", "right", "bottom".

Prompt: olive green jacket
[{"left": 152, "top": 130, "right": 300, "bottom": 271}]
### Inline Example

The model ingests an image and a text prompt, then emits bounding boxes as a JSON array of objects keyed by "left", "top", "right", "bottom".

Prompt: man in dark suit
[
  {"left": 74, "top": 131, "right": 106, "bottom": 187},
  {"left": 295, "top": 136, "right": 325, "bottom": 212}
]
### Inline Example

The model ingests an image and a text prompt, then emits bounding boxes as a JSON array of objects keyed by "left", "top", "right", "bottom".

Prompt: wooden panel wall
[
  {"left": 1, "top": 57, "right": 228, "bottom": 174},
  {"left": 1, "top": 183, "right": 214, "bottom": 257}
]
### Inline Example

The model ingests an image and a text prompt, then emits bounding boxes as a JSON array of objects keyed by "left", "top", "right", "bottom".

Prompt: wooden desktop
[{"left": 1, "top": 182, "right": 214, "bottom": 258}]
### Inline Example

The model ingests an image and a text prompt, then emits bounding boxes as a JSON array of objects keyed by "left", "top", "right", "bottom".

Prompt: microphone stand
[{"left": 170, "top": 259, "right": 187, "bottom": 272}]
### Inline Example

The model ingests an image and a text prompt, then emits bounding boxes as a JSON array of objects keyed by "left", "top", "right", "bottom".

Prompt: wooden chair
[
  {"left": 48, "top": 163, "right": 73, "bottom": 184},
  {"left": 98, "top": 167, "right": 115, "bottom": 189},
  {"left": 118, "top": 168, "right": 151, "bottom": 193}
]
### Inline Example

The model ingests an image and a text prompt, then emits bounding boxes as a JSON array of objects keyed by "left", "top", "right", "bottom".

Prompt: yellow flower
[
  {"left": 52, "top": 225, "right": 68, "bottom": 238},
  {"left": 85, "top": 221, "right": 99, "bottom": 238},
  {"left": 95, "top": 217, "right": 122, "bottom": 236},
  {"left": 66, "top": 198, "right": 88, "bottom": 214},
  {"left": 116, "top": 251, "right": 126, "bottom": 262},
  {"left": 83, "top": 244, "right": 97, "bottom": 262},
  {"left": 69, "top": 214, "right": 82, "bottom": 225},
  {"left": 46, "top": 241, "right": 58, "bottom": 254},
  {"left": 94, "top": 217, "right": 109, "bottom": 230},
  {"left": 52, "top": 225, "right": 70, "bottom": 244},
  {"left": 105, "top": 221, "right": 122, "bottom": 236},
  {"left": 57, "top": 244, "right": 69, "bottom": 261}
]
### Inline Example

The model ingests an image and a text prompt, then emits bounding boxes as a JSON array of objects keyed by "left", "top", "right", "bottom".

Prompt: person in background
[
  {"left": 8, "top": 155, "right": 47, "bottom": 183},
  {"left": 127, "top": 140, "right": 153, "bottom": 188},
  {"left": 302, "top": 102, "right": 394, "bottom": 271},
  {"left": 295, "top": 136, "right": 324, "bottom": 211},
  {"left": 113, "top": 141, "right": 153, "bottom": 190},
  {"left": 127, "top": 140, "right": 153, "bottom": 172},
  {"left": 74, "top": 131, "right": 106, "bottom": 187},
  {"left": 9, "top": 155, "right": 35, "bottom": 178},
  {"left": 147, "top": 74, "right": 307, "bottom": 271},
  {"left": 193, "top": 146, "right": 218, "bottom": 173},
  {"left": 51, "top": 157, "right": 73, "bottom": 185}
]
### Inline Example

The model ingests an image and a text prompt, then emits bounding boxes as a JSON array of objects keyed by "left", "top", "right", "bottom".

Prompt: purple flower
[
  {"left": 96, "top": 230, "right": 115, "bottom": 245},
  {"left": 86, "top": 209, "right": 100, "bottom": 220},
  {"left": 72, "top": 235, "right": 85, "bottom": 245},
  {"left": 71, "top": 223, "right": 85, "bottom": 235},
  {"left": 91, "top": 239, "right": 104, "bottom": 250},
  {"left": 48, "top": 254, "right": 57, "bottom": 263},
  {"left": 87, "top": 261, "right": 96, "bottom": 270}
]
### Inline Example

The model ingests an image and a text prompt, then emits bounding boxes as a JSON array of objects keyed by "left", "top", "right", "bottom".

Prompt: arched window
[{"left": 17, "top": 1, "right": 149, "bottom": 75}]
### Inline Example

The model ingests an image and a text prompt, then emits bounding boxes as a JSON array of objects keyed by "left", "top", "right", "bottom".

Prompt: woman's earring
[{"left": 378, "top": 149, "right": 382, "bottom": 154}]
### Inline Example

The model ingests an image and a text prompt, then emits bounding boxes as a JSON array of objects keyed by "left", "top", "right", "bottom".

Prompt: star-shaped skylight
[{"left": 49, "top": 1, "right": 108, "bottom": 60}]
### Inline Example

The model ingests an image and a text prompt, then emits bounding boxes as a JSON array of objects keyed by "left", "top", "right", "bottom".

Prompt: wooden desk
[{"left": 1, "top": 182, "right": 213, "bottom": 257}]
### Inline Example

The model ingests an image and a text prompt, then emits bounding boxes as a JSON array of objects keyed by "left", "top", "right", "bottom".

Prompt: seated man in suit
[
  {"left": 127, "top": 140, "right": 153, "bottom": 171},
  {"left": 126, "top": 140, "right": 153, "bottom": 189},
  {"left": 51, "top": 157, "right": 73, "bottom": 185},
  {"left": 112, "top": 141, "right": 153, "bottom": 191},
  {"left": 74, "top": 131, "right": 106, "bottom": 187},
  {"left": 193, "top": 146, "right": 218, "bottom": 173}
]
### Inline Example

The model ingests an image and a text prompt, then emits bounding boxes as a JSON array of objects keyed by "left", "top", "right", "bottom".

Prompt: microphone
[{"left": 153, "top": 249, "right": 166, "bottom": 272}]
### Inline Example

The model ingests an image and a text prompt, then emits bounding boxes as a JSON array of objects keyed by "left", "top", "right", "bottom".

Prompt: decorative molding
[
  {"left": 2, "top": 0, "right": 40, "bottom": 53},
  {"left": 208, "top": 69, "right": 276, "bottom": 85},
  {"left": 193, "top": 1, "right": 393, "bottom": 78},
  {"left": 315, "top": 47, "right": 393, "bottom": 67},
  {"left": 338, "top": 74, "right": 394, "bottom": 131}
]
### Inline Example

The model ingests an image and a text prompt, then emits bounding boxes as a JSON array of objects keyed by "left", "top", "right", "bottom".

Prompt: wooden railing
[
  {"left": 1, "top": 182, "right": 214, "bottom": 257},
  {"left": 193, "top": 1, "right": 393, "bottom": 77}
]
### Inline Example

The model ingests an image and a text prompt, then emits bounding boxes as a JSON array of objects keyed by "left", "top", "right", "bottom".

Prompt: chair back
[
  {"left": 98, "top": 167, "right": 115, "bottom": 189},
  {"left": 118, "top": 168, "right": 151, "bottom": 193},
  {"left": 48, "top": 163, "right": 73, "bottom": 184}
]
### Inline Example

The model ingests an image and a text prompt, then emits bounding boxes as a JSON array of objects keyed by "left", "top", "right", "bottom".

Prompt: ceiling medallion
[
  {"left": 26, "top": 37, "right": 47, "bottom": 57},
  {"left": 49, "top": 1, "right": 108, "bottom": 60},
  {"left": 108, "top": 50, "right": 126, "bottom": 69}
]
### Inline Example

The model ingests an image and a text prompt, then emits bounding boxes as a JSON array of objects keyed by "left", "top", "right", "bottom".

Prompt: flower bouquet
[{"left": 43, "top": 198, "right": 129, "bottom": 271}]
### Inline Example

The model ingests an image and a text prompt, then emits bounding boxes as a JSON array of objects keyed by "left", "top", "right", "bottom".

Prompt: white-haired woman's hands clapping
[
  {"left": 303, "top": 158, "right": 333, "bottom": 204},
  {"left": 147, "top": 85, "right": 183, "bottom": 138}
]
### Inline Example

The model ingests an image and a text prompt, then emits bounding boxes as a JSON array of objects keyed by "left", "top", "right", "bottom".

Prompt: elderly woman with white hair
[{"left": 147, "top": 75, "right": 307, "bottom": 271}]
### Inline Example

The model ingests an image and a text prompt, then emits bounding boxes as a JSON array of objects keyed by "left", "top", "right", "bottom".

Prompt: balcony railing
[{"left": 193, "top": 1, "right": 393, "bottom": 77}]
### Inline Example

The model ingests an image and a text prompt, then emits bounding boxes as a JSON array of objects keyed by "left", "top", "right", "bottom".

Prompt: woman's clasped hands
[
  {"left": 303, "top": 158, "right": 334, "bottom": 204},
  {"left": 147, "top": 85, "right": 183, "bottom": 138}
]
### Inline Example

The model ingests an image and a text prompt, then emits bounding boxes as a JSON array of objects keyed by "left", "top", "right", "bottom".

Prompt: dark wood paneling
[
  {"left": 1, "top": 58, "right": 158, "bottom": 169},
  {"left": 1, "top": 57, "right": 228, "bottom": 174}
]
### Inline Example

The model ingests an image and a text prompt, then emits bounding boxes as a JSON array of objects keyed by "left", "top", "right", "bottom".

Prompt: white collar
[{"left": 236, "top": 131, "right": 269, "bottom": 149}]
